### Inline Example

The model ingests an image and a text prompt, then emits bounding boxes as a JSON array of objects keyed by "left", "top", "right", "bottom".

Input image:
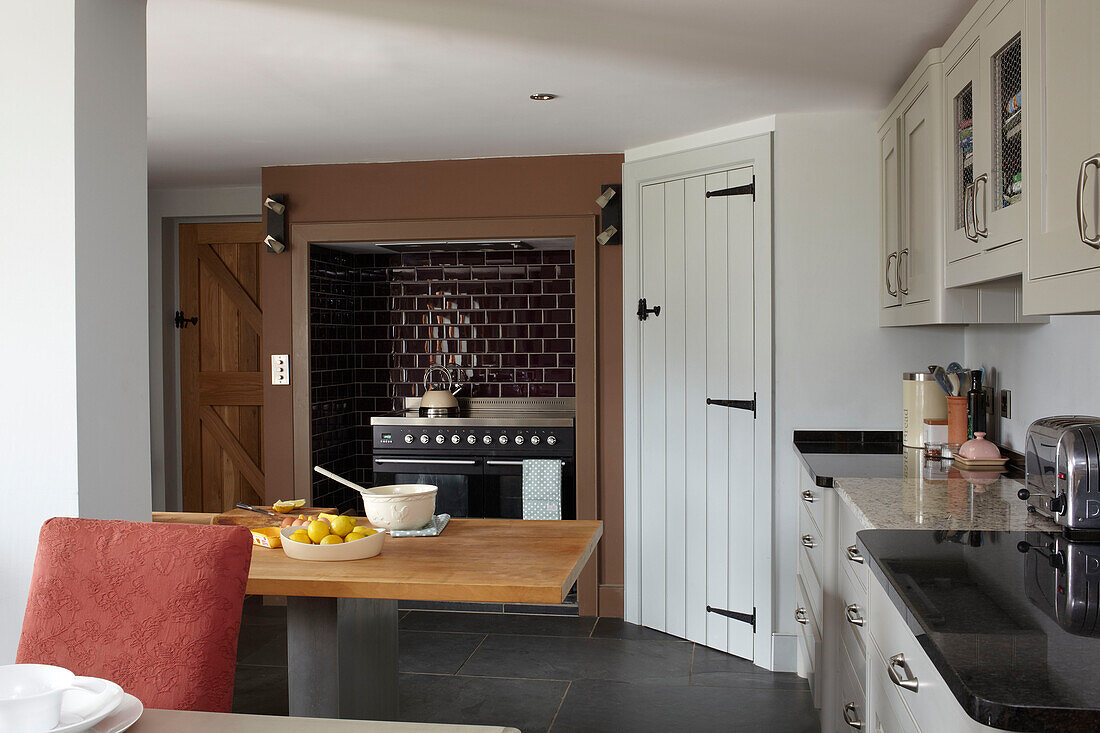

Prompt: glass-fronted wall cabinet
[{"left": 944, "top": 0, "right": 1027, "bottom": 287}]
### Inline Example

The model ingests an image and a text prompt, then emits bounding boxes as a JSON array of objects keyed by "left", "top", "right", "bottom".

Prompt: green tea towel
[{"left": 522, "top": 459, "right": 562, "bottom": 520}]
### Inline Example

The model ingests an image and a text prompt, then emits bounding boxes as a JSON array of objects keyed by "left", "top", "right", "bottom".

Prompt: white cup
[{"left": 0, "top": 664, "right": 116, "bottom": 732}]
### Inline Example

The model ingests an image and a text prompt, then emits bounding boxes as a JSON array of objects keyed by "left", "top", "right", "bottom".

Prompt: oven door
[
  {"left": 483, "top": 458, "right": 576, "bottom": 520},
  {"left": 371, "top": 456, "right": 484, "bottom": 518}
]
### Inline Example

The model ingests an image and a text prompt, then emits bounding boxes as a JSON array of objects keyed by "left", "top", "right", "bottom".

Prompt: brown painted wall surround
[{"left": 261, "top": 155, "right": 625, "bottom": 617}]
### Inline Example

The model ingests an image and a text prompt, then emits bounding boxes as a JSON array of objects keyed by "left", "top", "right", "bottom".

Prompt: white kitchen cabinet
[
  {"left": 943, "top": 0, "right": 1029, "bottom": 288},
  {"left": 1022, "top": 0, "right": 1100, "bottom": 314},
  {"left": 880, "top": 121, "right": 901, "bottom": 310}
]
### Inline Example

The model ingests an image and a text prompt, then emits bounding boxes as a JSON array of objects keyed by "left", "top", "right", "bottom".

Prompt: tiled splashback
[{"left": 309, "top": 246, "right": 575, "bottom": 509}]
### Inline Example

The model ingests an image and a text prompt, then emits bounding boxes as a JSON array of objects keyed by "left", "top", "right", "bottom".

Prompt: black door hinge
[
  {"left": 706, "top": 394, "right": 757, "bottom": 418},
  {"left": 174, "top": 310, "right": 198, "bottom": 329},
  {"left": 707, "top": 605, "right": 756, "bottom": 631},
  {"left": 705, "top": 176, "right": 756, "bottom": 202},
  {"left": 637, "top": 298, "right": 661, "bottom": 321}
]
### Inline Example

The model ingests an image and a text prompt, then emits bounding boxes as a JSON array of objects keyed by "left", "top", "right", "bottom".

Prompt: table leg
[{"left": 286, "top": 596, "right": 399, "bottom": 720}]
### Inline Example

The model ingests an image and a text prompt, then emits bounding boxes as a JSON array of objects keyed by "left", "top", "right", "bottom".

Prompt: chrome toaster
[{"left": 1023, "top": 416, "right": 1100, "bottom": 531}]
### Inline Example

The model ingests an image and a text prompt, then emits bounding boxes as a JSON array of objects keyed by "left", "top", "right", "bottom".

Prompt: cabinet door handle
[
  {"left": 846, "top": 544, "right": 864, "bottom": 564},
  {"left": 974, "top": 173, "right": 989, "bottom": 238},
  {"left": 794, "top": 607, "right": 808, "bottom": 625},
  {"left": 843, "top": 702, "right": 863, "bottom": 729},
  {"left": 898, "top": 248, "right": 909, "bottom": 295},
  {"left": 801, "top": 490, "right": 816, "bottom": 504},
  {"left": 888, "top": 653, "right": 919, "bottom": 692},
  {"left": 963, "top": 182, "right": 979, "bottom": 242},
  {"left": 885, "top": 252, "right": 898, "bottom": 296},
  {"left": 845, "top": 603, "right": 865, "bottom": 627},
  {"left": 800, "top": 534, "right": 816, "bottom": 549},
  {"left": 1078, "top": 154, "right": 1100, "bottom": 248}
]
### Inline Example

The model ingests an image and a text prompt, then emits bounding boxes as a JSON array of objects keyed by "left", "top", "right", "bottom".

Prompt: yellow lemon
[
  {"left": 272, "top": 498, "right": 306, "bottom": 514},
  {"left": 347, "top": 529, "right": 375, "bottom": 541},
  {"left": 319, "top": 534, "right": 343, "bottom": 545},
  {"left": 289, "top": 529, "right": 311, "bottom": 544},
  {"left": 330, "top": 515, "right": 356, "bottom": 538},
  {"left": 306, "top": 520, "right": 330, "bottom": 544}
]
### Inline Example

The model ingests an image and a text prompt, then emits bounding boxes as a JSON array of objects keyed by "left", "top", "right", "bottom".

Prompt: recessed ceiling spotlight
[{"left": 530, "top": 93, "right": 558, "bottom": 101}]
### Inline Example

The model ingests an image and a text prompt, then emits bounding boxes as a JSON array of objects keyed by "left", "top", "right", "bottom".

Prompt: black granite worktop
[
  {"left": 857, "top": 528, "right": 1100, "bottom": 732},
  {"left": 794, "top": 429, "right": 904, "bottom": 487}
]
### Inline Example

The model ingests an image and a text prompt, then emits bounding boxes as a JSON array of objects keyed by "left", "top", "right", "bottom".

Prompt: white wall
[
  {"left": 771, "top": 111, "right": 965, "bottom": 641},
  {"left": 0, "top": 0, "right": 147, "bottom": 662},
  {"left": 148, "top": 186, "right": 261, "bottom": 512},
  {"left": 964, "top": 318, "right": 1100, "bottom": 450}
]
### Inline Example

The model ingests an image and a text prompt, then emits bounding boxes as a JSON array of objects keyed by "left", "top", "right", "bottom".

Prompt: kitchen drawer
[
  {"left": 798, "top": 468, "right": 825, "bottom": 538},
  {"left": 868, "top": 574, "right": 977, "bottom": 733},
  {"left": 795, "top": 572, "right": 823, "bottom": 709},
  {"left": 838, "top": 631, "right": 867, "bottom": 732},
  {"left": 797, "top": 543, "right": 822, "bottom": 623},
  {"left": 798, "top": 499, "right": 825, "bottom": 593},
  {"left": 837, "top": 497, "right": 869, "bottom": 589},
  {"left": 869, "top": 637, "right": 921, "bottom": 733},
  {"left": 839, "top": 555, "right": 868, "bottom": 683}
]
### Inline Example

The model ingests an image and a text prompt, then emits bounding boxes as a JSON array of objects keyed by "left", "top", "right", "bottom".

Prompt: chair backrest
[{"left": 17, "top": 518, "right": 253, "bottom": 712}]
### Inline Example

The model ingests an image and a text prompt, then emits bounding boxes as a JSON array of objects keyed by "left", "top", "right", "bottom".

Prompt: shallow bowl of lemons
[{"left": 280, "top": 516, "right": 386, "bottom": 562}]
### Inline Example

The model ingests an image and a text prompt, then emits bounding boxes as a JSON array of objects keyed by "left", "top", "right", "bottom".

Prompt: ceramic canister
[{"left": 902, "top": 373, "right": 948, "bottom": 448}]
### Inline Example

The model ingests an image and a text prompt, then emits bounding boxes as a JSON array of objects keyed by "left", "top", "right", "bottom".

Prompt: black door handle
[
  {"left": 637, "top": 298, "right": 661, "bottom": 321},
  {"left": 174, "top": 310, "right": 198, "bottom": 329}
]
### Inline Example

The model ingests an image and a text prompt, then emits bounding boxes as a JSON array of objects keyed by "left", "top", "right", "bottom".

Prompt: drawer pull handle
[
  {"left": 801, "top": 490, "right": 816, "bottom": 503},
  {"left": 795, "top": 607, "right": 808, "bottom": 625},
  {"left": 843, "top": 702, "right": 863, "bottom": 729},
  {"left": 845, "top": 603, "right": 865, "bottom": 627},
  {"left": 888, "top": 653, "right": 919, "bottom": 692},
  {"left": 846, "top": 545, "right": 864, "bottom": 564},
  {"left": 800, "top": 534, "right": 816, "bottom": 549}
]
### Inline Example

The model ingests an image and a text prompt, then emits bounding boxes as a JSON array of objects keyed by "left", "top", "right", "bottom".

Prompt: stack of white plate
[{"left": 0, "top": 664, "right": 143, "bottom": 733}]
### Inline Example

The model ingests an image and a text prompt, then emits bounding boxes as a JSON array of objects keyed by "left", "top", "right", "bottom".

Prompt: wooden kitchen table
[{"left": 244, "top": 519, "right": 602, "bottom": 721}]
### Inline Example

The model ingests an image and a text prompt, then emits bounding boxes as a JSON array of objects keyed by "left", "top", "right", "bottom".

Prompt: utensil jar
[{"left": 946, "top": 396, "right": 969, "bottom": 446}]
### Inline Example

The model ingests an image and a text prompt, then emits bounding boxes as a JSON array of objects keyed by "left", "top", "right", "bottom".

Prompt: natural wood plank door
[{"left": 179, "top": 222, "right": 265, "bottom": 512}]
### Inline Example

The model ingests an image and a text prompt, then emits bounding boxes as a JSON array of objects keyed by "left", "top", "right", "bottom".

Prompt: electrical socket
[{"left": 1000, "top": 389, "right": 1012, "bottom": 419}]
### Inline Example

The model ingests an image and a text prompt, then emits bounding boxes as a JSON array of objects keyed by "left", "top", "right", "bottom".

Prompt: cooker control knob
[
  {"left": 546, "top": 435, "right": 558, "bottom": 446},
  {"left": 515, "top": 435, "right": 525, "bottom": 445},
  {"left": 404, "top": 434, "right": 415, "bottom": 444},
  {"left": 482, "top": 435, "right": 493, "bottom": 445},
  {"left": 530, "top": 435, "right": 540, "bottom": 446},
  {"left": 451, "top": 434, "right": 461, "bottom": 444},
  {"left": 419, "top": 434, "right": 429, "bottom": 444},
  {"left": 498, "top": 435, "right": 508, "bottom": 445},
  {"left": 435, "top": 434, "right": 445, "bottom": 444},
  {"left": 467, "top": 435, "right": 477, "bottom": 445}
]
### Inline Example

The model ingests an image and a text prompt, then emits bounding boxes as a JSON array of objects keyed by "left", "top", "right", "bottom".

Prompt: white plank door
[{"left": 637, "top": 166, "right": 756, "bottom": 659}]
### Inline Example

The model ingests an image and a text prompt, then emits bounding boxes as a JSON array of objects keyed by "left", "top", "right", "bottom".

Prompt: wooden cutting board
[{"left": 212, "top": 506, "right": 337, "bottom": 530}]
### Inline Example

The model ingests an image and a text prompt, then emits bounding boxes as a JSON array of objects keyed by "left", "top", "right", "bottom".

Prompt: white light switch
[{"left": 271, "top": 354, "right": 290, "bottom": 385}]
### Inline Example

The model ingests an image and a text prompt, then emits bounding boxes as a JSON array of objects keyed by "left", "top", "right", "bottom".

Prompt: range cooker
[{"left": 370, "top": 397, "right": 575, "bottom": 520}]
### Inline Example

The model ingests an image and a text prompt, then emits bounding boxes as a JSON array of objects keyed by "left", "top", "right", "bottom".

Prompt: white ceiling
[{"left": 147, "top": 0, "right": 974, "bottom": 187}]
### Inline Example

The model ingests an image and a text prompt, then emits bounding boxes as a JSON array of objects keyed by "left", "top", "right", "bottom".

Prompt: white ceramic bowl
[
  {"left": 280, "top": 526, "right": 386, "bottom": 561},
  {"left": 358, "top": 484, "right": 437, "bottom": 530},
  {"left": 0, "top": 664, "right": 122, "bottom": 732}
]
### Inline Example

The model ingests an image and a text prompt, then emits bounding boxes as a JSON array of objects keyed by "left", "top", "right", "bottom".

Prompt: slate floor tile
[
  {"left": 399, "top": 673, "right": 568, "bottom": 733},
  {"left": 691, "top": 645, "right": 809, "bottom": 690},
  {"left": 400, "top": 630, "right": 486, "bottom": 675},
  {"left": 402, "top": 611, "right": 597, "bottom": 638},
  {"left": 549, "top": 678, "right": 818, "bottom": 733},
  {"left": 459, "top": 634, "right": 693, "bottom": 684},
  {"left": 590, "top": 618, "right": 686, "bottom": 642},
  {"left": 232, "top": 664, "right": 288, "bottom": 716}
]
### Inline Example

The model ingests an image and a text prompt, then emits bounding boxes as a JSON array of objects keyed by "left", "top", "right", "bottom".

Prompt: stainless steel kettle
[{"left": 420, "top": 365, "right": 462, "bottom": 416}]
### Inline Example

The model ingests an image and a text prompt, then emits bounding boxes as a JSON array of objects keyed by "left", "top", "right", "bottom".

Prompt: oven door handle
[
  {"left": 485, "top": 459, "right": 565, "bottom": 466},
  {"left": 374, "top": 458, "right": 478, "bottom": 465}
]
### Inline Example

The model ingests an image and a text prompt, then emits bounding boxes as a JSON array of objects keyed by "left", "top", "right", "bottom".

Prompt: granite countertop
[
  {"left": 794, "top": 430, "right": 1058, "bottom": 534},
  {"left": 858, "top": 528, "right": 1100, "bottom": 732}
]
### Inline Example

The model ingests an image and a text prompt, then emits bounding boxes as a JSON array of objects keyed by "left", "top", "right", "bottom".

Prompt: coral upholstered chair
[{"left": 17, "top": 518, "right": 253, "bottom": 712}]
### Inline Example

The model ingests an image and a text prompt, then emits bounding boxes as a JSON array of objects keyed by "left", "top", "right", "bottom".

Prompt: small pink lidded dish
[{"left": 958, "top": 432, "right": 1002, "bottom": 460}]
